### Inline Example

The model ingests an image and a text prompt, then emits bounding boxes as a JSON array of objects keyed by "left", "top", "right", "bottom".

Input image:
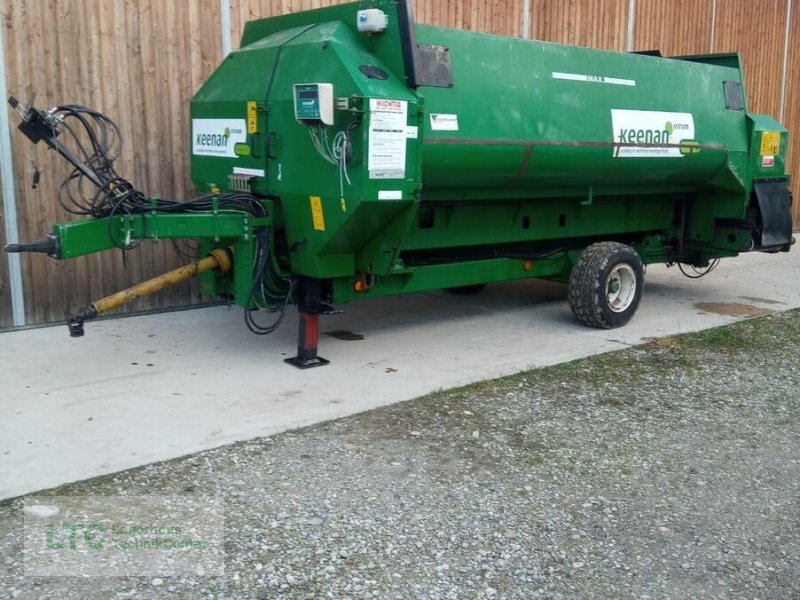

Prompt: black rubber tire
[
  {"left": 444, "top": 284, "right": 487, "bottom": 296},
  {"left": 568, "top": 241, "right": 644, "bottom": 329}
]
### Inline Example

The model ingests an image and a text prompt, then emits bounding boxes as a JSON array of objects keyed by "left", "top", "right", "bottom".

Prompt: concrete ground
[{"left": 1, "top": 250, "right": 798, "bottom": 500}]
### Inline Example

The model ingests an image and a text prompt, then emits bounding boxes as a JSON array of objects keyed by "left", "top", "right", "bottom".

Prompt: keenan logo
[
  {"left": 617, "top": 120, "right": 689, "bottom": 145},
  {"left": 611, "top": 109, "right": 696, "bottom": 159},
  {"left": 196, "top": 127, "right": 231, "bottom": 149},
  {"left": 192, "top": 119, "right": 247, "bottom": 158}
]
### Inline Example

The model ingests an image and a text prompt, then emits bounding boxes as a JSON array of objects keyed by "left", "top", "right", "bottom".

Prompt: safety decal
[
  {"left": 760, "top": 131, "right": 780, "bottom": 156},
  {"left": 247, "top": 101, "right": 258, "bottom": 134},
  {"left": 368, "top": 99, "right": 408, "bottom": 180},
  {"left": 310, "top": 196, "right": 325, "bottom": 231}
]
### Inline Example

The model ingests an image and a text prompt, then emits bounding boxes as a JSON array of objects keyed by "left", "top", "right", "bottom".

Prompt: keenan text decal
[{"left": 611, "top": 109, "right": 695, "bottom": 158}]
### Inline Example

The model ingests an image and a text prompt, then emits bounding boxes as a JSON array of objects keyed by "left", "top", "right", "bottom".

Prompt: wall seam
[
  {"left": 522, "top": 0, "right": 530, "bottom": 39},
  {"left": 626, "top": 0, "right": 636, "bottom": 52},
  {"left": 220, "top": 0, "right": 232, "bottom": 57},
  {"left": 779, "top": 0, "right": 792, "bottom": 122},
  {"left": 709, "top": 0, "right": 717, "bottom": 52},
  {"left": 0, "top": 10, "right": 26, "bottom": 327}
]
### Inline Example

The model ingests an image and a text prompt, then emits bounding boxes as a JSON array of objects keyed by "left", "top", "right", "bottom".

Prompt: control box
[
  {"left": 293, "top": 83, "right": 334, "bottom": 125},
  {"left": 356, "top": 9, "right": 388, "bottom": 33}
]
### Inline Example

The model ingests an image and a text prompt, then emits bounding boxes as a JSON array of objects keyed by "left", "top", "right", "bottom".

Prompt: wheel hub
[{"left": 606, "top": 264, "right": 636, "bottom": 313}]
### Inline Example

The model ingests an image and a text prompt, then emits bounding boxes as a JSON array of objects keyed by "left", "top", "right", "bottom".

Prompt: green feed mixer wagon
[{"left": 6, "top": 0, "right": 793, "bottom": 367}]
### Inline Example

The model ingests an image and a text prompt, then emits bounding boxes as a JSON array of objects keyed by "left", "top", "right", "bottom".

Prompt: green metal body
[{"left": 53, "top": 0, "right": 791, "bottom": 308}]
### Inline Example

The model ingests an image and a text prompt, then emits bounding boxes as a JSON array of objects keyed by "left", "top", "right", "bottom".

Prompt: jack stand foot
[
  {"left": 284, "top": 355, "right": 330, "bottom": 369},
  {"left": 285, "top": 307, "right": 329, "bottom": 369}
]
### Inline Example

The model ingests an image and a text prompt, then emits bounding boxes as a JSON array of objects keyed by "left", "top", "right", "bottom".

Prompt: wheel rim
[{"left": 606, "top": 264, "right": 636, "bottom": 313}]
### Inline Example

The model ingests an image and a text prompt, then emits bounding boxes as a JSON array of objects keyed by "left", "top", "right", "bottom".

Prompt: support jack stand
[
  {"left": 285, "top": 310, "right": 329, "bottom": 369},
  {"left": 285, "top": 278, "right": 331, "bottom": 369}
]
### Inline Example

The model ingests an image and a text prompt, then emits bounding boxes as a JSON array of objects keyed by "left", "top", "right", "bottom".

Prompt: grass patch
[{"left": 690, "top": 326, "right": 751, "bottom": 349}]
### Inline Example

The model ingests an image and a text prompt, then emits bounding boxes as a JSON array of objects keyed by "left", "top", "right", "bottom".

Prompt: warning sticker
[
  {"left": 761, "top": 155, "right": 775, "bottom": 168},
  {"left": 309, "top": 196, "right": 325, "bottom": 231},
  {"left": 760, "top": 131, "right": 780, "bottom": 156},
  {"left": 247, "top": 101, "right": 258, "bottom": 134},
  {"left": 368, "top": 99, "right": 408, "bottom": 179}
]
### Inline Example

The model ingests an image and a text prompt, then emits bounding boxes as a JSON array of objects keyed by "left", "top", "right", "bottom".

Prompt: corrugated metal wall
[{"left": 0, "top": 0, "right": 797, "bottom": 328}]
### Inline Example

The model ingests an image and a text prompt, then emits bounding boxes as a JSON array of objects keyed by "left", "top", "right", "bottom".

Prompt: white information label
[
  {"left": 611, "top": 109, "right": 695, "bottom": 158},
  {"left": 368, "top": 99, "right": 408, "bottom": 179},
  {"left": 552, "top": 72, "right": 636, "bottom": 87},
  {"left": 406, "top": 125, "right": 418, "bottom": 139},
  {"left": 378, "top": 190, "right": 403, "bottom": 200},
  {"left": 429, "top": 113, "right": 459, "bottom": 131},
  {"left": 233, "top": 167, "right": 266, "bottom": 177},
  {"left": 192, "top": 119, "right": 247, "bottom": 158}
]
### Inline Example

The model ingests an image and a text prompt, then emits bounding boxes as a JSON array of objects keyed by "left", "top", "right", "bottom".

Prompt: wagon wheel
[{"left": 568, "top": 242, "right": 644, "bottom": 329}]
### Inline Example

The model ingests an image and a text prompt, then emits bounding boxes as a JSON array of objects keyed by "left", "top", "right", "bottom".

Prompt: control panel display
[{"left": 293, "top": 83, "right": 334, "bottom": 125}]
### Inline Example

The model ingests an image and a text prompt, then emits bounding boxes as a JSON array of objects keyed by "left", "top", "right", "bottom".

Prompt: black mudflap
[{"left": 753, "top": 179, "right": 793, "bottom": 249}]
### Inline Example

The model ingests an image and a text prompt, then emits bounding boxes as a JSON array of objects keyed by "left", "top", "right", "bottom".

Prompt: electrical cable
[
  {"left": 45, "top": 105, "right": 270, "bottom": 245},
  {"left": 243, "top": 226, "right": 294, "bottom": 334},
  {"left": 678, "top": 257, "right": 720, "bottom": 278},
  {"left": 308, "top": 119, "right": 359, "bottom": 201},
  {"left": 41, "top": 103, "right": 295, "bottom": 334}
]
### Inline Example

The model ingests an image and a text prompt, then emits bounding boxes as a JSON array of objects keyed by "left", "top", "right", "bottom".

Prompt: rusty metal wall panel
[{"left": 1, "top": 0, "right": 222, "bottom": 325}]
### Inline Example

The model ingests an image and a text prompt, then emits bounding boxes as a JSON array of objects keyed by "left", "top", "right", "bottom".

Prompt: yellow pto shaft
[{"left": 67, "top": 247, "right": 232, "bottom": 337}]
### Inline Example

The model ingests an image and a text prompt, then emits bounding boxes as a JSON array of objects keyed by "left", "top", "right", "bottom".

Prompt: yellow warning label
[
  {"left": 247, "top": 101, "right": 258, "bottom": 134},
  {"left": 310, "top": 196, "right": 325, "bottom": 231},
  {"left": 760, "top": 131, "right": 780, "bottom": 155}
]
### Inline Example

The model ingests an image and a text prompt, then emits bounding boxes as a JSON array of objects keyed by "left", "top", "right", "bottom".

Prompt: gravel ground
[{"left": 1, "top": 309, "right": 799, "bottom": 599}]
